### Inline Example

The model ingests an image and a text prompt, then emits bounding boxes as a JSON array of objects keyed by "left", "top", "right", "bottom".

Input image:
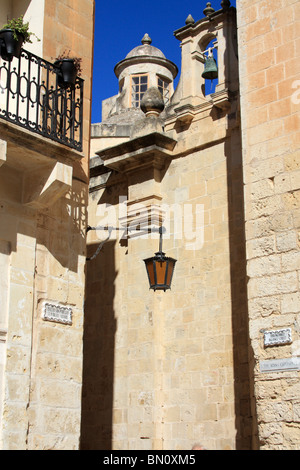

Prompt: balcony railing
[{"left": 0, "top": 49, "right": 83, "bottom": 151}]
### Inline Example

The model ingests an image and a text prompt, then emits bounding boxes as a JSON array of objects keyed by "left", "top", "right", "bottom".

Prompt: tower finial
[
  {"left": 185, "top": 14, "right": 195, "bottom": 25},
  {"left": 141, "top": 33, "right": 152, "bottom": 45},
  {"left": 141, "top": 87, "right": 164, "bottom": 117},
  {"left": 221, "top": 0, "right": 231, "bottom": 10},
  {"left": 203, "top": 2, "right": 215, "bottom": 17}
]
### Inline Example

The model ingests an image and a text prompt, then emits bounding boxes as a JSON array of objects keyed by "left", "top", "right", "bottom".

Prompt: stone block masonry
[{"left": 237, "top": 0, "right": 300, "bottom": 449}]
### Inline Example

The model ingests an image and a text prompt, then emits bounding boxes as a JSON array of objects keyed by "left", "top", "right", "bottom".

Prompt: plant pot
[
  {"left": 55, "top": 59, "right": 77, "bottom": 88},
  {"left": 0, "top": 28, "right": 24, "bottom": 61}
]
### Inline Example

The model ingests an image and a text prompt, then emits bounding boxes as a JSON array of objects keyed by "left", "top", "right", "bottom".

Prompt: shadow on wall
[
  {"left": 0, "top": 181, "right": 87, "bottom": 276},
  {"left": 225, "top": 132, "right": 259, "bottom": 449},
  {"left": 221, "top": 6, "right": 259, "bottom": 449},
  {"left": 36, "top": 184, "right": 87, "bottom": 274},
  {"left": 0, "top": 0, "right": 30, "bottom": 25},
  {"left": 80, "top": 239, "right": 117, "bottom": 450}
]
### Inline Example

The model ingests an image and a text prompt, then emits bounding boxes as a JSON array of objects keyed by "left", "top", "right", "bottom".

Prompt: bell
[{"left": 202, "top": 56, "right": 218, "bottom": 80}]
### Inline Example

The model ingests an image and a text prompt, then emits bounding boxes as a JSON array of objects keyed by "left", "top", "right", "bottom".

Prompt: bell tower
[{"left": 168, "top": 1, "right": 238, "bottom": 119}]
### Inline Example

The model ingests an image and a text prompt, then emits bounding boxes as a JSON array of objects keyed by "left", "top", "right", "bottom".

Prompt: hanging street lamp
[
  {"left": 144, "top": 226, "right": 177, "bottom": 292},
  {"left": 86, "top": 224, "right": 177, "bottom": 292}
]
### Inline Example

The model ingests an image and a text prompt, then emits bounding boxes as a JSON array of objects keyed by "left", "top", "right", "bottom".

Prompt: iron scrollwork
[{"left": 0, "top": 48, "right": 83, "bottom": 151}]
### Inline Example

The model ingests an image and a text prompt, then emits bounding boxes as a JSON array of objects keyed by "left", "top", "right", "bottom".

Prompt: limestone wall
[
  {"left": 0, "top": 0, "right": 94, "bottom": 450},
  {"left": 84, "top": 5, "right": 255, "bottom": 451},
  {"left": 237, "top": 0, "right": 300, "bottom": 449},
  {"left": 84, "top": 87, "right": 252, "bottom": 452},
  {"left": 43, "top": 0, "right": 94, "bottom": 180},
  {"left": 84, "top": 118, "right": 252, "bottom": 449}
]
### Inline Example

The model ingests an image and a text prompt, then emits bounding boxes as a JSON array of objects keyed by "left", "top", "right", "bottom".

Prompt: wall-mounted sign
[
  {"left": 42, "top": 302, "right": 72, "bottom": 325},
  {"left": 264, "top": 328, "right": 292, "bottom": 347},
  {"left": 260, "top": 357, "right": 300, "bottom": 373}
]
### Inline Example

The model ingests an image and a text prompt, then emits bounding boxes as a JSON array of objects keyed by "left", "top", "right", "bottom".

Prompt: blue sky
[{"left": 91, "top": 0, "right": 236, "bottom": 123}]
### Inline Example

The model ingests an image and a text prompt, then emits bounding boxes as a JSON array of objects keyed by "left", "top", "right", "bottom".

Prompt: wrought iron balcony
[{"left": 0, "top": 48, "right": 83, "bottom": 151}]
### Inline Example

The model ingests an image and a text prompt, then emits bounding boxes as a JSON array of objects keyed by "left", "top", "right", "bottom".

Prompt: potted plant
[
  {"left": 54, "top": 50, "right": 82, "bottom": 89},
  {"left": 0, "top": 15, "right": 39, "bottom": 61}
]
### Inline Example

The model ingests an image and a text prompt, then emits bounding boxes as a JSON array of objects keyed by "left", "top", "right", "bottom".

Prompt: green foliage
[{"left": 1, "top": 15, "right": 40, "bottom": 44}]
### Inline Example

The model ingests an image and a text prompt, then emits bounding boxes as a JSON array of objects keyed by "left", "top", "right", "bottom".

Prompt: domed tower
[
  {"left": 99, "top": 34, "right": 178, "bottom": 128},
  {"left": 114, "top": 33, "right": 178, "bottom": 110}
]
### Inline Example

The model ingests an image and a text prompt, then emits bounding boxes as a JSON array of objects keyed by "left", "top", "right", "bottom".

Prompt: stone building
[
  {"left": 85, "top": 0, "right": 300, "bottom": 451},
  {"left": 237, "top": 0, "right": 300, "bottom": 450},
  {"left": 0, "top": 0, "right": 299, "bottom": 452},
  {"left": 0, "top": 0, "right": 94, "bottom": 449}
]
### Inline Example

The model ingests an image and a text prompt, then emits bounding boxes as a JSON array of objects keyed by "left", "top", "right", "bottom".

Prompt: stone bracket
[
  {"left": 191, "top": 50, "right": 206, "bottom": 64},
  {"left": 174, "top": 104, "right": 196, "bottom": 124},
  {"left": 99, "top": 132, "right": 177, "bottom": 174},
  {"left": 210, "top": 88, "right": 231, "bottom": 111},
  {"left": 22, "top": 161, "right": 73, "bottom": 209}
]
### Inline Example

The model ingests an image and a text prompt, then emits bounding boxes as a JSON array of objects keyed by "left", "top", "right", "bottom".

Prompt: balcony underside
[{"left": 0, "top": 119, "right": 81, "bottom": 209}]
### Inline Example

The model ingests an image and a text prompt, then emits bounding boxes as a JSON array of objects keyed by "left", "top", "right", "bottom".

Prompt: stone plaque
[
  {"left": 260, "top": 357, "right": 300, "bottom": 373},
  {"left": 42, "top": 302, "right": 72, "bottom": 325},
  {"left": 264, "top": 328, "right": 292, "bottom": 347}
]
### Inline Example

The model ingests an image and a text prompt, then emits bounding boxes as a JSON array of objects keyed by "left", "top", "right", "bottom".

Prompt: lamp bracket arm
[
  {"left": 86, "top": 225, "right": 167, "bottom": 261},
  {"left": 87, "top": 225, "right": 165, "bottom": 235},
  {"left": 86, "top": 227, "right": 113, "bottom": 261}
]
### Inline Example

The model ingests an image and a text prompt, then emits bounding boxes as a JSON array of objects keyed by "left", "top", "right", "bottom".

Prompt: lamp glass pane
[
  {"left": 155, "top": 260, "right": 167, "bottom": 285},
  {"left": 145, "top": 259, "right": 155, "bottom": 285},
  {"left": 166, "top": 259, "right": 175, "bottom": 286}
]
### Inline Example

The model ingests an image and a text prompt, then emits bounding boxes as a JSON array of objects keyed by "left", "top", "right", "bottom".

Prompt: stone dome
[
  {"left": 114, "top": 34, "right": 178, "bottom": 80},
  {"left": 125, "top": 34, "right": 166, "bottom": 60}
]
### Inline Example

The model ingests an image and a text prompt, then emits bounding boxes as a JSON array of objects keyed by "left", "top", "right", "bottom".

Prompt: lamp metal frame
[{"left": 143, "top": 226, "right": 177, "bottom": 292}]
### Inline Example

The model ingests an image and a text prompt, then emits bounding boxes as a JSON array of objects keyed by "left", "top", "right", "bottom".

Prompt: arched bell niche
[{"left": 198, "top": 33, "right": 219, "bottom": 97}]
